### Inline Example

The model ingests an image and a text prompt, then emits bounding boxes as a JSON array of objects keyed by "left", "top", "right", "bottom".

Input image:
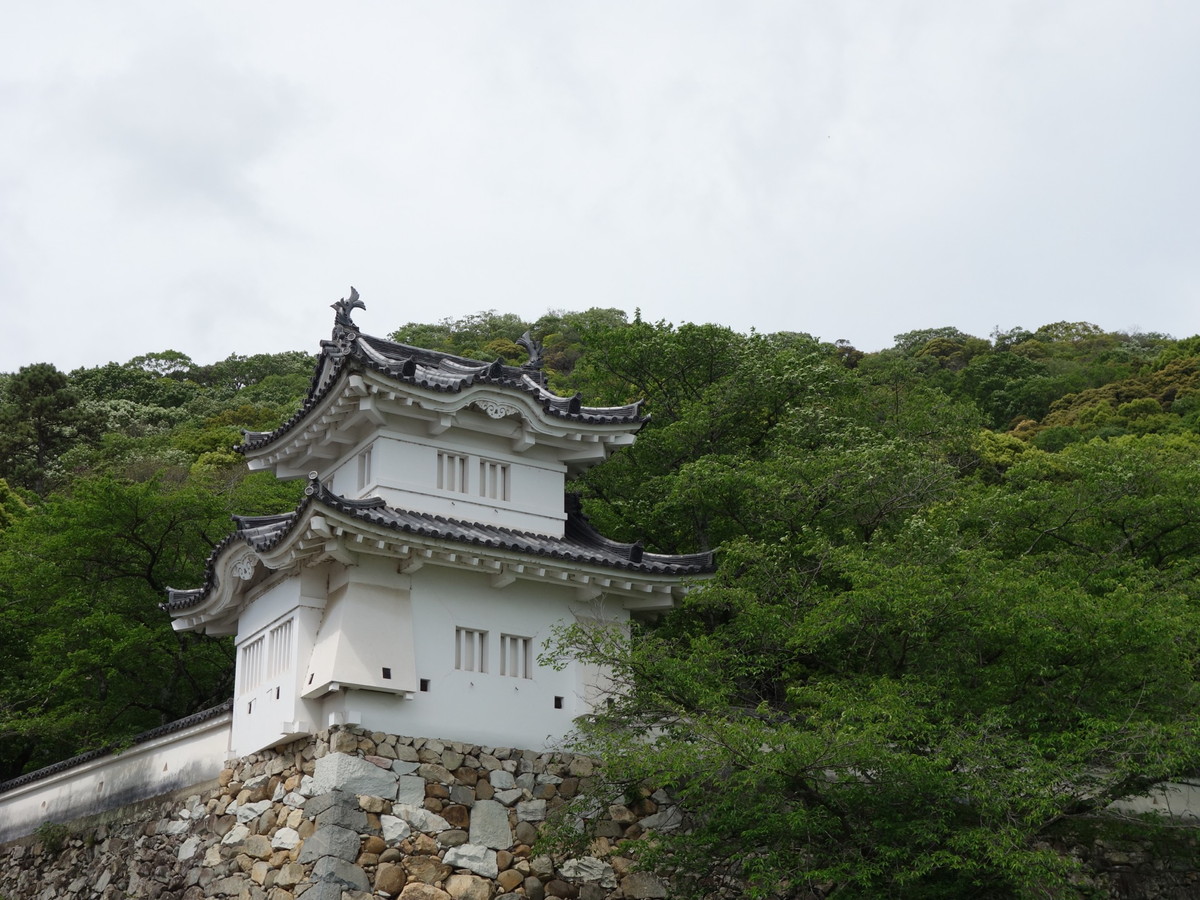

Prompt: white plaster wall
[
  {"left": 231, "top": 567, "right": 328, "bottom": 758},
  {"left": 0, "top": 713, "right": 231, "bottom": 844},
  {"left": 312, "top": 566, "right": 629, "bottom": 749},
  {"left": 237, "top": 577, "right": 301, "bottom": 639},
  {"left": 337, "top": 432, "right": 568, "bottom": 535},
  {"left": 302, "top": 557, "right": 418, "bottom": 700}
]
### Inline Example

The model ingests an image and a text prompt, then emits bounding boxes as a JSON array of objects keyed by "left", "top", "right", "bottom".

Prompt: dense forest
[{"left": 3, "top": 309, "right": 1200, "bottom": 897}]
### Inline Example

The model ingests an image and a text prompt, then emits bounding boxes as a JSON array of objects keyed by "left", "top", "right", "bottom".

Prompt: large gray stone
[
  {"left": 299, "top": 882, "right": 346, "bottom": 900},
  {"left": 489, "top": 770, "right": 516, "bottom": 790},
  {"left": 394, "top": 803, "right": 451, "bottom": 833},
  {"left": 381, "top": 814, "right": 413, "bottom": 843},
  {"left": 235, "top": 799, "right": 274, "bottom": 823},
  {"left": 638, "top": 806, "right": 683, "bottom": 832},
  {"left": 220, "top": 823, "right": 250, "bottom": 845},
  {"left": 208, "top": 875, "right": 249, "bottom": 895},
  {"left": 396, "top": 774, "right": 427, "bottom": 806},
  {"left": 313, "top": 752, "right": 399, "bottom": 799},
  {"left": 298, "top": 825, "right": 362, "bottom": 863},
  {"left": 494, "top": 788, "right": 524, "bottom": 807},
  {"left": 304, "top": 794, "right": 334, "bottom": 820},
  {"left": 177, "top": 836, "right": 201, "bottom": 861},
  {"left": 468, "top": 799, "right": 513, "bottom": 850},
  {"left": 560, "top": 857, "right": 613, "bottom": 883},
  {"left": 442, "top": 843, "right": 499, "bottom": 878},
  {"left": 620, "top": 872, "right": 668, "bottom": 899},
  {"left": 516, "top": 799, "right": 546, "bottom": 822},
  {"left": 313, "top": 857, "right": 370, "bottom": 891},
  {"left": 272, "top": 827, "right": 301, "bottom": 850},
  {"left": 316, "top": 801, "right": 369, "bottom": 831}
]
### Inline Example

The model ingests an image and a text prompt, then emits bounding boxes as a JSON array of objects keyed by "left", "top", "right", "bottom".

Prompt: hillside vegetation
[{"left": 3, "top": 311, "right": 1200, "bottom": 897}]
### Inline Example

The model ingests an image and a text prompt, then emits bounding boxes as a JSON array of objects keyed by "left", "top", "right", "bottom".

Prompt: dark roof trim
[
  {"left": 164, "top": 480, "right": 714, "bottom": 615},
  {"left": 237, "top": 317, "right": 645, "bottom": 455},
  {"left": 0, "top": 700, "right": 234, "bottom": 795}
]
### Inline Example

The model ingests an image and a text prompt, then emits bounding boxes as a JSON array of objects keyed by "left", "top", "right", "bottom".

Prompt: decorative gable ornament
[{"left": 166, "top": 291, "right": 712, "bottom": 757}]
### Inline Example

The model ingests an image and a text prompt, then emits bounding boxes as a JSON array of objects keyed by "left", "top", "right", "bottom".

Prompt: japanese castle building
[{"left": 165, "top": 293, "right": 712, "bottom": 757}]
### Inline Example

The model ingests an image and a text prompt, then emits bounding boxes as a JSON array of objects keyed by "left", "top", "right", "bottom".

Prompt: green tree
[
  {"left": 0, "top": 363, "right": 102, "bottom": 494},
  {"left": 0, "top": 466, "right": 301, "bottom": 779},
  {"left": 551, "top": 372, "right": 1200, "bottom": 897},
  {"left": 554, "top": 495, "right": 1200, "bottom": 897},
  {"left": 0, "top": 478, "right": 29, "bottom": 530}
]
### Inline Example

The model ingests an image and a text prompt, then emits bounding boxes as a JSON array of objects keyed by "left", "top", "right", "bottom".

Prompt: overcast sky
[{"left": 3, "top": 1, "right": 1198, "bottom": 372}]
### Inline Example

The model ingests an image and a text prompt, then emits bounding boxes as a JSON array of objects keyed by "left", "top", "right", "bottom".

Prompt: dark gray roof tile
[{"left": 163, "top": 483, "right": 713, "bottom": 614}]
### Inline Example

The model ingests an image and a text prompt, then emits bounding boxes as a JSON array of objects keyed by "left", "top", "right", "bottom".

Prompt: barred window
[
  {"left": 437, "top": 451, "right": 469, "bottom": 493},
  {"left": 267, "top": 619, "right": 293, "bottom": 679},
  {"left": 478, "top": 460, "right": 510, "bottom": 501},
  {"left": 499, "top": 634, "right": 532, "bottom": 679},
  {"left": 240, "top": 637, "right": 264, "bottom": 694},
  {"left": 357, "top": 447, "right": 373, "bottom": 491},
  {"left": 455, "top": 627, "right": 488, "bottom": 673}
]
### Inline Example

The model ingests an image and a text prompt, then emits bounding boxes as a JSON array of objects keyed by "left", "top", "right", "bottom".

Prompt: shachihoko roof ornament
[{"left": 331, "top": 285, "right": 365, "bottom": 331}]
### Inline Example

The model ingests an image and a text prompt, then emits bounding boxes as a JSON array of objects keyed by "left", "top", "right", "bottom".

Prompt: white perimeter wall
[{"left": 0, "top": 711, "right": 231, "bottom": 844}]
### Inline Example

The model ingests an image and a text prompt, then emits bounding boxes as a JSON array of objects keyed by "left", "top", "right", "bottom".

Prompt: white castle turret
[{"left": 166, "top": 291, "right": 712, "bottom": 757}]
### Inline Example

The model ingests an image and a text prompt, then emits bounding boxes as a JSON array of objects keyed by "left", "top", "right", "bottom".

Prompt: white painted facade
[
  {"left": 325, "top": 428, "right": 569, "bottom": 536},
  {"left": 170, "top": 310, "right": 705, "bottom": 758},
  {"left": 229, "top": 547, "right": 636, "bottom": 758}
]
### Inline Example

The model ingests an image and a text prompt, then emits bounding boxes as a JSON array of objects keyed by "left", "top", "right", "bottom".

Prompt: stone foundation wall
[{"left": 0, "top": 726, "right": 672, "bottom": 900}]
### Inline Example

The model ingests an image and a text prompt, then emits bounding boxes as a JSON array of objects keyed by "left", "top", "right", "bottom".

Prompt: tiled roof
[
  {"left": 164, "top": 482, "right": 714, "bottom": 614},
  {"left": 238, "top": 312, "right": 645, "bottom": 455}
]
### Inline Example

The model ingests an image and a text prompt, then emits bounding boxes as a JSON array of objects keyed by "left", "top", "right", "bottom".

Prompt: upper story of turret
[{"left": 236, "top": 290, "right": 646, "bottom": 537}]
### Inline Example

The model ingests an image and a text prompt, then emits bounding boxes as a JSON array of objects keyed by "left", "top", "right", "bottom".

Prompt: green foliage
[
  {"left": 0, "top": 473, "right": 242, "bottom": 777},
  {"left": 34, "top": 821, "right": 69, "bottom": 854},
  {"left": 891, "top": 326, "right": 982, "bottom": 354},
  {"left": 390, "top": 310, "right": 529, "bottom": 361},
  {"left": 548, "top": 321, "right": 1200, "bottom": 898},
  {"left": 0, "top": 363, "right": 103, "bottom": 495},
  {"left": 0, "top": 479, "right": 30, "bottom": 530},
  {"left": 0, "top": 347, "right": 313, "bottom": 780}
]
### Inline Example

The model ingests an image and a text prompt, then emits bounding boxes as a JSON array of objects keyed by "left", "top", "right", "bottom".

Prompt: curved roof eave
[
  {"left": 165, "top": 481, "right": 714, "bottom": 628},
  {"left": 237, "top": 328, "right": 647, "bottom": 459}
]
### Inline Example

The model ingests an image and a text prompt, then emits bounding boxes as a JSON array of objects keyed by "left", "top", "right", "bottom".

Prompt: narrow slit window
[
  {"left": 267, "top": 619, "right": 293, "bottom": 679},
  {"left": 454, "top": 627, "right": 488, "bottom": 673},
  {"left": 357, "top": 446, "right": 373, "bottom": 491},
  {"left": 240, "top": 637, "right": 265, "bottom": 695},
  {"left": 478, "top": 460, "right": 510, "bottom": 501},
  {"left": 437, "top": 451, "right": 469, "bottom": 493},
  {"left": 499, "top": 634, "right": 532, "bottom": 679}
]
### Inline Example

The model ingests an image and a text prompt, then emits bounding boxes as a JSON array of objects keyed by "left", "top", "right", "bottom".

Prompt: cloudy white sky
[{"left": 3, "top": 2, "right": 1198, "bottom": 372}]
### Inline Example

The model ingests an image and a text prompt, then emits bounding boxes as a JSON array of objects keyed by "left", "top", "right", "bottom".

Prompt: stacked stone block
[{"left": 0, "top": 726, "right": 675, "bottom": 900}]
